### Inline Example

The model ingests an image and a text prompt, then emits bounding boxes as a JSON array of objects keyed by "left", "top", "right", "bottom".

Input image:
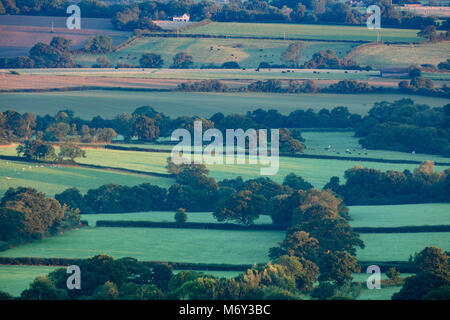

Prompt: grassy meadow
[
  {"left": 1, "top": 90, "right": 449, "bottom": 119},
  {"left": 0, "top": 265, "right": 58, "bottom": 296},
  {"left": 114, "top": 130, "right": 450, "bottom": 163},
  {"left": 182, "top": 23, "right": 423, "bottom": 43},
  {"left": 1, "top": 226, "right": 448, "bottom": 264},
  {"left": 350, "top": 42, "right": 450, "bottom": 69},
  {"left": 75, "top": 37, "right": 357, "bottom": 68},
  {"left": 0, "top": 227, "right": 284, "bottom": 265},
  {"left": 0, "top": 159, "right": 175, "bottom": 197},
  {"left": 357, "top": 232, "right": 450, "bottom": 261},
  {"left": 73, "top": 148, "right": 449, "bottom": 189},
  {"left": 349, "top": 203, "right": 450, "bottom": 228},
  {"left": 301, "top": 131, "right": 450, "bottom": 163},
  {"left": 1, "top": 145, "right": 448, "bottom": 190}
]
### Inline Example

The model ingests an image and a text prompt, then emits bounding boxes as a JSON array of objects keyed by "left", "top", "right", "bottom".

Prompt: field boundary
[
  {"left": 96, "top": 220, "right": 284, "bottom": 231},
  {"left": 0, "top": 257, "right": 417, "bottom": 273},
  {"left": 95, "top": 220, "right": 450, "bottom": 233},
  {"left": 140, "top": 32, "right": 417, "bottom": 45}
]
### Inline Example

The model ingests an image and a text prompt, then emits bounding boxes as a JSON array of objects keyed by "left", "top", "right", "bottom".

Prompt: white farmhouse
[{"left": 173, "top": 14, "right": 190, "bottom": 22}]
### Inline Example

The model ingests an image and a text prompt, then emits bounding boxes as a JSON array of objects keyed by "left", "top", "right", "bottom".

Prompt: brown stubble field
[{"left": 0, "top": 15, "right": 131, "bottom": 57}]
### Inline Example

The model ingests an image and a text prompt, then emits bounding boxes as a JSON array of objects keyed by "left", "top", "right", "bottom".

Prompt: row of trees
[
  {"left": 139, "top": 52, "right": 193, "bottom": 69},
  {"left": 354, "top": 99, "right": 450, "bottom": 156},
  {"left": 1, "top": 0, "right": 443, "bottom": 30},
  {"left": 108, "top": 0, "right": 441, "bottom": 29},
  {"left": 3, "top": 98, "right": 449, "bottom": 157},
  {"left": 178, "top": 78, "right": 449, "bottom": 98},
  {"left": 16, "top": 140, "right": 86, "bottom": 162},
  {"left": 324, "top": 161, "right": 450, "bottom": 205}
]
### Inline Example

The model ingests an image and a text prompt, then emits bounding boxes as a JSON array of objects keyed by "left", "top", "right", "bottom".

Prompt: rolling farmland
[
  {"left": 0, "top": 11, "right": 449, "bottom": 301},
  {"left": 1, "top": 145, "right": 448, "bottom": 190}
]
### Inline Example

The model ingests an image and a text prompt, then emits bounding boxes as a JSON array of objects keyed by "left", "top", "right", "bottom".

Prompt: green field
[
  {"left": 183, "top": 23, "right": 423, "bottom": 43},
  {"left": 1, "top": 146, "right": 447, "bottom": 190},
  {"left": 75, "top": 37, "right": 357, "bottom": 68},
  {"left": 1, "top": 227, "right": 448, "bottom": 264},
  {"left": 349, "top": 203, "right": 450, "bottom": 228},
  {"left": 73, "top": 148, "right": 448, "bottom": 189},
  {"left": 350, "top": 42, "right": 450, "bottom": 69},
  {"left": 2, "top": 90, "right": 449, "bottom": 119},
  {"left": 114, "top": 131, "right": 450, "bottom": 163},
  {"left": 357, "top": 232, "right": 450, "bottom": 261},
  {"left": 0, "top": 160, "right": 175, "bottom": 197},
  {"left": 0, "top": 227, "right": 284, "bottom": 265},
  {"left": 0, "top": 265, "right": 58, "bottom": 297},
  {"left": 301, "top": 131, "right": 450, "bottom": 163},
  {"left": 80, "top": 203, "right": 450, "bottom": 229},
  {"left": 357, "top": 286, "right": 402, "bottom": 300}
]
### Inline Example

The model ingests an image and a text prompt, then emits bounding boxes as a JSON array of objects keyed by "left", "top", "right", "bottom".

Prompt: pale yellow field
[{"left": 350, "top": 41, "right": 450, "bottom": 69}]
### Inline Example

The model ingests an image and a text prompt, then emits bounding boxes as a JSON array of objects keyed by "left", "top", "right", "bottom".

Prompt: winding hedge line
[
  {"left": 0, "top": 256, "right": 417, "bottom": 273},
  {"left": 96, "top": 220, "right": 284, "bottom": 231},
  {"left": 96, "top": 220, "right": 450, "bottom": 234},
  {"left": 139, "top": 32, "right": 412, "bottom": 44},
  {"left": 353, "top": 225, "right": 450, "bottom": 233},
  {"left": 0, "top": 257, "right": 257, "bottom": 271}
]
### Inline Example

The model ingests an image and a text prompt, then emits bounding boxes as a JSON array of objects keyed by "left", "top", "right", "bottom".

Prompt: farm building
[
  {"left": 380, "top": 67, "right": 409, "bottom": 78},
  {"left": 173, "top": 14, "right": 190, "bottom": 22}
]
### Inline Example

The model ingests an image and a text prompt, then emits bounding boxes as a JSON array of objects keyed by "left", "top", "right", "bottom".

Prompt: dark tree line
[
  {"left": 4, "top": 99, "right": 449, "bottom": 158},
  {"left": 324, "top": 161, "right": 450, "bottom": 205},
  {"left": 0, "top": 0, "right": 443, "bottom": 30},
  {"left": 355, "top": 99, "right": 450, "bottom": 157}
]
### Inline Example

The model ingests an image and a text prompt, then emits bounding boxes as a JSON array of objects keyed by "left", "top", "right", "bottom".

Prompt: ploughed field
[{"left": 0, "top": 15, "right": 131, "bottom": 57}]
